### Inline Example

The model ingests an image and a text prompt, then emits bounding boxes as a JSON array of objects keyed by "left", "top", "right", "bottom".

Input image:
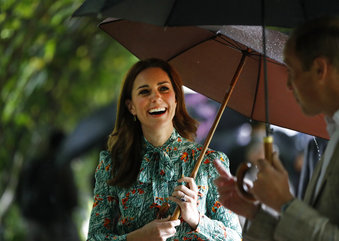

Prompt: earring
[{"left": 133, "top": 115, "right": 136, "bottom": 122}]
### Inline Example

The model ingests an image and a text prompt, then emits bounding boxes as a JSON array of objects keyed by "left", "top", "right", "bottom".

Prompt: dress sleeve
[
  {"left": 87, "top": 151, "right": 127, "bottom": 241},
  {"left": 193, "top": 151, "right": 243, "bottom": 241}
]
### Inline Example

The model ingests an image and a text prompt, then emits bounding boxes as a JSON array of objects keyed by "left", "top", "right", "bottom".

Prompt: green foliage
[
  {"left": 2, "top": 204, "right": 26, "bottom": 241},
  {"left": 0, "top": 0, "right": 137, "bottom": 240}
]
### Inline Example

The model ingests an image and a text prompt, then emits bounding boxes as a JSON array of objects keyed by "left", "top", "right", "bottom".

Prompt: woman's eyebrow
[
  {"left": 137, "top": 81, "right": 170, "bottom": 90},
  {"left": 158, "top": 81, "right": 170, "bottom": 85},
  {"left": 136, "top": 84, "right": 149, "bottom": 90}
]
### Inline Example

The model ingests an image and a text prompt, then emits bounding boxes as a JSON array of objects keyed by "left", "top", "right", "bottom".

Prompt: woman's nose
[{"left": 150, "top": 90, "right": 161, "bottom": 101}]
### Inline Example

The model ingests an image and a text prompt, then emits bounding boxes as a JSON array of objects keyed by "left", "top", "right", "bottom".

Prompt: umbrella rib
[
  {"left": 213, "top": 39, "right": 243, "bottom": 52},
  {"left": 214, "top": 36, "right": 282, "bottom": 65},
  {"left": 164, "top": 0, "right": 178, "bottom": 26},
  {"left": 248, "top": 52, "right": 285, "bottom": 65},
  {"left": 216, "top": 35, "right": 285, "bottom": 65},
  {"left": 215, "top": 35, "right": 244, "bottom": 51},
  {"left": 250, "top": 55, "right": 262, "bottom": 119},
  {"left": 167, "top": 35, "right": 218, "bottom": 61}
]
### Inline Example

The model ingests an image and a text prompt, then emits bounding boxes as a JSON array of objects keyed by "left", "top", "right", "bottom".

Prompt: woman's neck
[{"left": 142, "top": 125, "right": 174, "bottom": 147}]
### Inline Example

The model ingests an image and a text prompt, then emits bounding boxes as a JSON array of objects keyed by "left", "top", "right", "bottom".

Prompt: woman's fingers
[
  {"left": 169, "top": 176, "right": 200, "bottom": 229},
  {"left": 171, "top": 176, "right": 198, "bottom": 202},
  {"left": 158, "top": 216, "right": 181, "bottom": 227},
  {"left": 171, "top": 190, "right": 193, "bottom": 203},
  {"left": 177, "top": 176, "right": 198, "bottom": 192},
  {"left": 138, "top": 218, "right": 181, "bottom": 241},
  {"left": 173, "top": 185, "right": 196, "bottom": 199},
  {"left": 163, "top": 219, "right": 181, "bottom": 239}
]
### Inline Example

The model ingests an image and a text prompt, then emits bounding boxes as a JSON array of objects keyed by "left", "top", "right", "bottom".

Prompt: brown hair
[
  {"left": 285, "top": 16, "right": 339, "bottom": 71},
  {"left": 107, "top": 58, "right": 198, "bottom": 188}
]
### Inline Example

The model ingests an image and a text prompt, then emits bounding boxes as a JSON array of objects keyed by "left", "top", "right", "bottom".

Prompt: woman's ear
[{"left": 125, "top": 99, "right": 136, "bottom": 115}]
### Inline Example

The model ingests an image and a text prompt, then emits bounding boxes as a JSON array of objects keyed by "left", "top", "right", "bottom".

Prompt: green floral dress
[{"left": 87, "top": 129, "right": 242, "bottom": 241}]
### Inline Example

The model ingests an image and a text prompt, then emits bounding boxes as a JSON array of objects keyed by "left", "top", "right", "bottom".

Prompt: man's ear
[
  {"left": 125, "top": 99, "right": 136, "bottom": 115},
  {"left": 312, "top": 57, "right": 329, "bottom": 82}
]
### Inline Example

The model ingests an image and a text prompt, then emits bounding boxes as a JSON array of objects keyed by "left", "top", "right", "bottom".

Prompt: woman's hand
[
  {"left": 169, "top": 176, "right": 200, "bottom": 229},
  {"left": 127, "top": 216, "right": 180, "bottom": 241}
]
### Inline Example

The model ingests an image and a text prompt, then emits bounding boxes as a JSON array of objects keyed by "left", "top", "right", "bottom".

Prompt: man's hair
[{"left": 285, "top": 16, "right": 339, "bottom": 70}]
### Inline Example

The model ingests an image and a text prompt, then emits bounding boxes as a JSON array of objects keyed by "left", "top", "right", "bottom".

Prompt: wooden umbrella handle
[
  {"left": 169, "top": 206, "right": 181, "bottom": 221},
  {"left": 169, "top": 51, "right": 248, "bottom": 221},
  {"left": 264, "top": 136, "right": 273, "bottom": 163}
]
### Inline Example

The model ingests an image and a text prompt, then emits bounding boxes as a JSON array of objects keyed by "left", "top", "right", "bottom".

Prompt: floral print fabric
[{"left": 87, "top": 129, "right": 242, "bottom": 241}]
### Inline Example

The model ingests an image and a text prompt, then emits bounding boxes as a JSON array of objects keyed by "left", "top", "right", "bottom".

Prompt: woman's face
[{"left": 126, "top": 67, "right": 177, "bottom": 133}]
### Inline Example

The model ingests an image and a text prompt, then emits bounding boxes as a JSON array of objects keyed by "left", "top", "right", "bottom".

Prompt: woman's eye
[
  {"left": 159, "top": 86, "right": 169, "bottom": 91},
  {"left": 138, "top": 89, "right": 150, "bottom": 95}
]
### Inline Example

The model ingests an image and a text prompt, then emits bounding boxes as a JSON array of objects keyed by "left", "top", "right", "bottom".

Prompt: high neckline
[{"left": 143, "top": 129, "right": 179, "bottom": 151}]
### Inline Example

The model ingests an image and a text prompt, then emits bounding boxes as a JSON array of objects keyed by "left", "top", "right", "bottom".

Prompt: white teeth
[{"left": 149, "top": 107, "right": 166, "bottom": 113}]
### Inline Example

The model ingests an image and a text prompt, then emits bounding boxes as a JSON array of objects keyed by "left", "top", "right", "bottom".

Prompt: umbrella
[
  {"left": 99, "top": 18, "right": 329, "bottom": 207},
  {"left": 57, "top": 101, "right": 116, "bottom": 165},
  {"left": 99, "top": 19, "right": 328, "bottom": 139},
  {"left": 73, "top": 0, "right": 339, "bottom": 28}
]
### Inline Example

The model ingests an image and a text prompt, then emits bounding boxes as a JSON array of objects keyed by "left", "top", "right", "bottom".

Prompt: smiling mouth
[{"left": 149, "top": 107, "right": 167, "bottom": 115}]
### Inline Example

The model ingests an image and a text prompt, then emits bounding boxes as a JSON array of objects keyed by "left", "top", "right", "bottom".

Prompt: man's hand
[
  {"left": 250, "top": 152, "right": 294, "bottom": 212},
  {"left": 214, "top": 159, "right": 260, "bottom": 219}
]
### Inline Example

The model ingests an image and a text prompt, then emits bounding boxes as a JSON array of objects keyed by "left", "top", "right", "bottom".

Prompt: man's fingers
[
  {"left": 214, "top": 176, "right": 235, "bottom": 187},
  {"left": 215, "top": 179, "right": 237, "bottom": 196},
  {"left": 214, "top": 159, "right": 231, "bottom": 177},
  {"left": 254, "top": 152, "right": 284, "bottom": 173},
  {"left": 271, "top": 152, "right": 286, "bottom": 172},
  {"left": 255, "top": 158, "right": 269, "bottom": 171},
  {"left": 214, "top": 177, "right": 226, "bottom": 186}
]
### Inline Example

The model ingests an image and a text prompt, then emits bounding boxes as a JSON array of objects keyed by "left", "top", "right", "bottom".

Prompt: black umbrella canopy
[
  {"left": 203, "top": 25, "right": 287, "bottom": 63},
  {"left": 73, "top": 0, "right": 339, "bottom": 28},
  {"left": 73, "top": 0, "right": 121, "bottom": 17},
  {"left": 57, "top": 101, "right": 116, "bottom": 165}
]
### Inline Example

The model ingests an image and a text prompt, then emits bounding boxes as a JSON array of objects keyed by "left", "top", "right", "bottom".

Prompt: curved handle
[{"left": 235, "top": 161, "right": 256, "bottom": 201}]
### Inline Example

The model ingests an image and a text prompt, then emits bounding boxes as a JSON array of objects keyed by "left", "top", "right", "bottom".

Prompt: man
[{"left": 214, "top": 16, "right": 339, "bottom": 240}]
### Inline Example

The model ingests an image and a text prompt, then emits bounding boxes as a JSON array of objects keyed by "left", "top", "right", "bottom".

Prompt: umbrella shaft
[
  {"left": 170, "top": 52, "right": 248, "bottom": 221},
  {"left": 190, "top": 51, "right": 248, "bottom": 179}
]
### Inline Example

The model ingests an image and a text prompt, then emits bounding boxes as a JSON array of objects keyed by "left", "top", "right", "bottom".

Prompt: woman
[{"left": 87, "top": 58, "right": 242, "bottom": 241}]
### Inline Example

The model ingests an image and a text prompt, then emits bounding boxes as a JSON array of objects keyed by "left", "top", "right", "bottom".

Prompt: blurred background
[
  {"left": 1, "top": 1, "right": 137, "bottom": 240},
  {"left": 0, "top": 1, "right": 328, "bottom": 241}
]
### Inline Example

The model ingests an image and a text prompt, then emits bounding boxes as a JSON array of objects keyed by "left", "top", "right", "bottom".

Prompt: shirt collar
[{"left": 325, "top": 109, "right": 339, "bottom": 137}]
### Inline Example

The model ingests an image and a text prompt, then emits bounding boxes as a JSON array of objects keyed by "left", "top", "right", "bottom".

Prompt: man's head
[
  {"left": 285, "top": 16, "right": 339, "bottom": 71},
  {"left": 284, "top": 16, "right": 339, "bottom": 117}
]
